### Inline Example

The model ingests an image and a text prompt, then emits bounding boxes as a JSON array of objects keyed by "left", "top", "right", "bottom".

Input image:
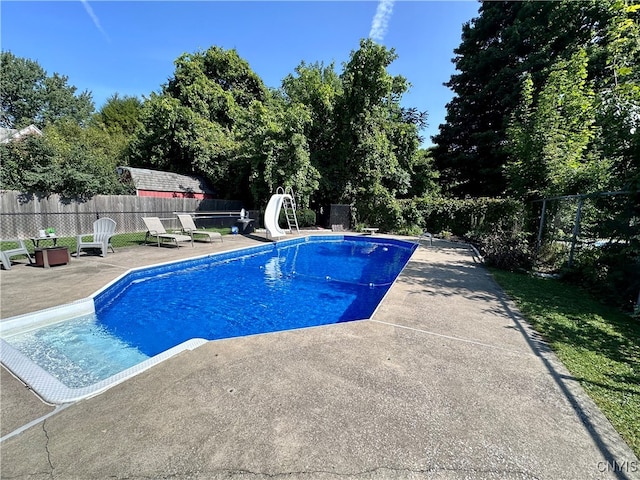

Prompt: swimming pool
[{"left": 0, "top": 235, "right": 417, "bottom": 403}]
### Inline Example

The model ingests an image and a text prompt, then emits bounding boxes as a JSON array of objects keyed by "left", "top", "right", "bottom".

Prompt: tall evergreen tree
[{"left": 433, "top": 1, "right": 614, "bottom": 197}]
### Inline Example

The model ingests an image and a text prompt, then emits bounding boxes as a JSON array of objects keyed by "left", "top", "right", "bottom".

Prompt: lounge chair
[
  {"left": 75, "top": 218, "right": 116, "bottom": 257},
  {"left": 142, "top": 217, "right": 193, "bottom": 248},
  {"left": 0, "top": 239, "right": 33, "bottom": 270},
  {"left": 177, "top": 214, "right": 222, "bottom": 243}
]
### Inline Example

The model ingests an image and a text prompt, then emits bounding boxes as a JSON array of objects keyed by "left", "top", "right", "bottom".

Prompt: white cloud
[
  {"left": 369, "top": 0, "right": 395, "bottom": 43},
  {"left": 81, "top": 0, "right": 110, "bottom": 42}
]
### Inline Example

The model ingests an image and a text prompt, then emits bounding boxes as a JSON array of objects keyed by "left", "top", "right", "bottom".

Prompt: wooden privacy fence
[{"left": 0, "top": 191, "right": 243, "bottom": 239}]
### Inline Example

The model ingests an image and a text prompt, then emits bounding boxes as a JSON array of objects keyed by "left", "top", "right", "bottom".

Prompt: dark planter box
[{"left": 34, "top": 247, "right": 70, "bottom": 268}]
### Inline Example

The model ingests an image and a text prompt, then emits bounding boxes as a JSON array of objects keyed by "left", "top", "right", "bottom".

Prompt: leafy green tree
[
  {"left": 94, "top": 94, "right": 142, "bottom": 136},
  {"left": 129, "top": 91, "right": 236, "bottom": 179},
  {"left": 332, "top": 39, "right": 422, "bottom": 229},
  {"left": 40, "top": 73, "right": 94, "bottom": 127},
  {"left": 433, "top": 1, "right": 615, "bottom": 197},
  {"left": 236, "top": 93, "right": 319, "bottom": 208},
  {"left": 0, "top": 120, "right": 131, "bottom": 198},
  {"left": 506, "top": 50, "right": 609, "bottom": 199},
  {"left": 0, "top": 53, "right": 130, "bottom": 197},
  {"left": 280, "top": 44, "right": 426, "bottom": 222},
  {"left": 128, "top": 46, "right": 267, "bottom": 196},
  {"left": 384, "top": 106, "right": 428, "bottom": 198},
  {"left": 281, "top": 61, "right": 342, "bottom": 208},
  {"left": 0, "top": 52, "right": 45, "bottom": 128},
  {"left": 0, "top": 134, "right": 57, "bottom": 192},
  {"left": 0, "top": 51, "right": 94, "bottom": 129},
  {"left": 596, "top": 1, "right": 640, "bottom": 192},
  {"left": 91, "top": 94, "right": 142, "bottom": 167},
  {"left": 406, "top": 147, "right": 440, "bottom": 198}
]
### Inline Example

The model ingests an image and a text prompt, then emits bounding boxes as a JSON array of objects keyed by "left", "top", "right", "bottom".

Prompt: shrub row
[
  {"left": 278, "top": 208, "right": 316, "bottom": 228},
  {"left": 394, "top": 196, "right": 638, "bottom": 314},
  {"left": 397, "top": 197, "right": 526, "bottom": 238},
  {"left": 395, "top": 197, "right": 533, "bottom": 271}
]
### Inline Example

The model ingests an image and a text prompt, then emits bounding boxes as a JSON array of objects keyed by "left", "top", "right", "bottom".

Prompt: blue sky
[{"left": 1, "top": 1, "right": 480, "bottom": 146}]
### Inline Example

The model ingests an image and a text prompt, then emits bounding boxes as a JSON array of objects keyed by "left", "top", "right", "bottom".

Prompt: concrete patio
[{"left": 0, "top": 233, "right": 637, "bottom": 479}]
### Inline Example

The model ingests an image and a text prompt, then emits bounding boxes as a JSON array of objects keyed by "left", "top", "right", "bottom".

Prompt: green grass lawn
[
  {"left": 107, "top": 227, "right": 231, "bottom": 249},
  {"left": 491, "top": 269, "right": 640, "bottom": 457}
]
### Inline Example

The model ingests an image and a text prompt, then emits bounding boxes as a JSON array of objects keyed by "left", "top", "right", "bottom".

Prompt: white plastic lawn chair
[
  {"left": 0, "top": 239, "right": 33, "bottom": 270},
  {"left": 76, "top": 218, "right": 117, "bottom": 257},
  {"left": 177, "top": 214, "right": 222, "bottom": 243},
  {"left": 143, "top": 217, "right": 193, "bottom": 248}
]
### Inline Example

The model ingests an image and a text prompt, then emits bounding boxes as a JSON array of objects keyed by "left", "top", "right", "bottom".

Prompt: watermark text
[{"left": 597, "top": 460, "right": 638, "bottom": 473}]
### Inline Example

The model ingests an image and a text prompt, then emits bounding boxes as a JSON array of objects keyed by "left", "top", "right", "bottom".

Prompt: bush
[
  {"left": 398, "top": 197, "right": 526, "bottom": 239},
  {"left": 279, "top": 208, "right": 317, "bottom": 228},
  {"left": 298, "top": 208, "right": 316, "bottom": 227},
  {"left": 395, "top": 225, "right": 422, "bottom": 236},
  {"left": 478, "top": 228, "right": 534, "bottom": 271},
  {"left": 566, "top": 244, "right": 640, "bottom": 313},
  {"left": 356, "top": 189, "right": 402, "bottom": 232}
]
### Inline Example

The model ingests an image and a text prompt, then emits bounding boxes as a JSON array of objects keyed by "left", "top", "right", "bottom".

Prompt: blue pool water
[{"left": 4, "top": 236, "right": 416, "bottom": 388}]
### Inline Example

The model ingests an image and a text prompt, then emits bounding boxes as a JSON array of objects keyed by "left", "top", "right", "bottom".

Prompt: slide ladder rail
[
  {"left": 283, "top": 196, "right": 299, "bottom": 233},
  {"left": 276, "top": 186, "right": 299, "bottom": 234}
]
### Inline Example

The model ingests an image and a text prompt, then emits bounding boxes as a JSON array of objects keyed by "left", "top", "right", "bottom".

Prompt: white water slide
[{"left": 264, "top": 193, "right": 292, "bottom": 239}]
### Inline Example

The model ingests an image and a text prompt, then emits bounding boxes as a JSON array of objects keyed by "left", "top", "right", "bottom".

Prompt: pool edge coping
[{"left": 0, "top": 234, "right": 418, "bottom": 405}]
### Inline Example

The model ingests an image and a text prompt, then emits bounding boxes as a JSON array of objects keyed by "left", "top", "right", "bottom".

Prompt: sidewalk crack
[{"left": 42, "top": 420, "right": 54, "bottom": 478}]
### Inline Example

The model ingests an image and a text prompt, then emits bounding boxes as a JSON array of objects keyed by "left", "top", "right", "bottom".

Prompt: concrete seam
[
  {"left": 371, "top": 319, "right": 538, "bottom": 357},
  {"left": 0, "top": 403, "right": 73, "bottom": 444}
]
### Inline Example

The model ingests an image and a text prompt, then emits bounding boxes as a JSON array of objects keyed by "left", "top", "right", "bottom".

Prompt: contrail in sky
[
  {"left": 369, "top": 0, "right": 395, "bottom": 43},
  {"left": 81, "top": 0, "right": 110, "bottom": 42}
]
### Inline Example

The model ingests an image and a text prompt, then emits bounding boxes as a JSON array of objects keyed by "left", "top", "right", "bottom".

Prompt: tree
[
  {"left": 0, "top": 134, "right": 57, "bottom": 192},
  {"left": 0, "top": 51, "right": 94, "bottom": 129},
  {"left": 332, "top": 39, "right": 423, "bottom": 228},
  {"left": 236, "top": 93, "right": 320, "bottom": 208},
  {"left": 0, "top": 119, "right": 132, "bottom": 198},
  {"left": 94, "top": 94, "right": 142, "bottom": 136},
  {"left": 128, "top": 46, "right": 267, "bottom": 198},
  {"left": 506, "top": 50, "right": 608, "bottom": 199},
  {"left": 0, "top": 53, "right": 129, "bottom": 197},
  {"left": 406, "top": 147, "right": 440, "bottom": 199},
  {"left": 280, "top": 44, "right": 427, "bottom": 221},
  {"left": 91, "top": 94, "right": 143, "bottom": 167},
  {"left": 596, "top": 1, "right": 640, "bottom": 192},
  {"left": 281, "top": 61, "right": 342, "bottom": 208},
  {"left": 433, "top": 1, "right": 615, "bottom": 197},
  {"left": 0, "top": 52, "right": 45, "bottom": 128}
]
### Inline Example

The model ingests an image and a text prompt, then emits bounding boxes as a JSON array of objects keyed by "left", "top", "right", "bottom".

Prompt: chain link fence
[
  {"left": 0, "top": 192, "right": 251, "bottom": 255},
  {"left": 1, "top": 210, "right": 264, "bottom": 255},
  {"left": 533, "top": 191, "right": 639, "bottom": 310},
  {"left": 534, "top": 191, "right": 636, "bottom": 270}
]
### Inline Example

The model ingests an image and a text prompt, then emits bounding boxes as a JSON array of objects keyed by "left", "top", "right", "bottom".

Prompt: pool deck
[{"left": 1, "top": 232, "right": 637, "bottom": 479}]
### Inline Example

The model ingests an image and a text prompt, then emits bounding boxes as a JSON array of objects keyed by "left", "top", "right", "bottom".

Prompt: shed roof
[
  {"left": 117, "top": 167, "right": 215, "bottom": 194},
  {"left": 0, "top": 125, "right": 43, "bottom": 144}
]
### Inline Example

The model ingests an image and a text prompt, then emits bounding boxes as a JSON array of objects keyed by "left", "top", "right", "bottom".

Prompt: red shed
[{"left": 117, "top": 166, "right": 215, "bottom": 199}]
